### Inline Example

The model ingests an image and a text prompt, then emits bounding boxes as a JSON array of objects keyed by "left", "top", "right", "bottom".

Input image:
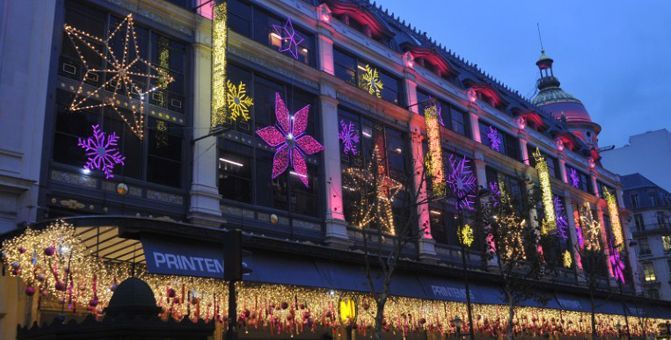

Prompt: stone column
[
  {"left": 558, "top": 158, "right": 568, "bottom": 184},
  {"left": 319, "top": 82, "right": 348, "bottom": 245},
  {"left": 188, "top": 24, "right": 223, "bottom": 225},
  {"left": 469, "top": 111, "right": 481, "bottom": 143},
  {"left": 519, "top": 134, "right": 529, "bottom": 166},
  {"left": 405, "top": 78, "right": 436, "bottom": 259},
  {"left": 317, "top": 34, "right": 335, "bottom": 76},
  {"left": 591, "top": 174, "right": 600, "bottom": 198},
  {"left": 473, "top": 151, "right": 487, "bottom": 189}
]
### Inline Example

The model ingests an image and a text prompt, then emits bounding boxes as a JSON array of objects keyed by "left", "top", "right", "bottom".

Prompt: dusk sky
[{"left": 382, "top": 0, "right": 671, "bottom": 148}]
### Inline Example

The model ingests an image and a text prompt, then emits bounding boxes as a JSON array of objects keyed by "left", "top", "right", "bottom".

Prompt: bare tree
[{"left": 343, "top": 143, "right": 439, "bottom": 340}]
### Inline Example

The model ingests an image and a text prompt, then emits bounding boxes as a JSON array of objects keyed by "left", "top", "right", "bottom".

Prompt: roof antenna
[{"left": 536, "top": 23, "right": 545, "bottom": 54}]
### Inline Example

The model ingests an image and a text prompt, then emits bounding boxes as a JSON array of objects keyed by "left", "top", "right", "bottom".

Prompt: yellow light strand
[
  {"left": 424, "top": 104, "right": 445, "bottom": 197},
  {"left": 533, "top": 148, "right": 556, "bottom": 235},
  {"left": 603, "top": 188, "right": 624, "bottom": 248},
  {"left": 211, "top": 2, "right": 228, "bottom": 127}
]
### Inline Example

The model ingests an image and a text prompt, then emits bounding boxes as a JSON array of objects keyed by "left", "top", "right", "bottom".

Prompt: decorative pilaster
[
  {"left": 319, "top": 82, "right": 348, "bottom": 246},
  {"left": 473, "top": 151, "right": 487, "bottom": 189},
  {"left": 405, "top": 78, "right": 436, "bottom": 259},
  {"left": 558, "top": 158, "right": 568, "bottom": 184},
  {"left": 469, "top": 111, "right": 481, "bottom": 143},
  {"left": 317, "top": 34, "right": 335, "bottom": 76},
  {"left": 519, "top": 136, "right": 529, "bottom": 166},
  {"left": 188, "top": 32, "right": 223, "bottom": 225}
]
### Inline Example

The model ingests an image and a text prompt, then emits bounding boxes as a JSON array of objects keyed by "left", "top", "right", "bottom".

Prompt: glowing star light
[
  {"left": 272, "top": 17, "right": 304, "bottom": 60},
  {"left": 360, "top": 64, "right": 383, "bottom": 98},
  {"left": 64, "top": 14, "right": 174, "bottom": 140},
  {"left": 78, "top": 124, "right": 125, "bottom": 179},
  {"left": 487, "top": 126, "right": 502, "bottom": 152},
  {"left": 256, "top": 93, "right": 323, "bottom": 187},
  {"left": 339, "top": 120, "right": 360, "bottom": 156},
  {"left": 447, "top": 154, "right": 477, "bottom": 211},
  {"left": 226, "top": 80, "right": 254, "bottom": 122},
  {"left": 569, "top": 168, "right": 580, "bottom": 188}
]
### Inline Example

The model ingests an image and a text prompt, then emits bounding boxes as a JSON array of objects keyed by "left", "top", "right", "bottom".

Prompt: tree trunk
[
  {"left": 589, "top": 289, "right": 597, "bottom": 339},
  {"left": 374, "top": 294, "right": 387, "bottom": 340},
  {"left": 506, "top": 291, "right": 514, "bottom": 340}
]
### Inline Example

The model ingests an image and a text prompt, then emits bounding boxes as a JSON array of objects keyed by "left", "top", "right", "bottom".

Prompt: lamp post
[{"left": 452, "top": 315, "right": 462, "bottom": 339}]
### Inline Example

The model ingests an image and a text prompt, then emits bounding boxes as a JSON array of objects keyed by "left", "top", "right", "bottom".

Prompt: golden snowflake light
[
  {"left": 225, "top": 80, "right": 254, "bottom": 122},
  {"left": 603, "top": 188, "right": 624, "bottom": 248},
  {"left": 424, "top": 103, "right": 445, "bottom": 196},
  {"left": 563, "top": 250, "right": 573, "bottom": 268},
  {"left": 343, "top": 146, "right": 402, "bottom": 235},
  {"left": 211, "top": 1, "right": 228, "bottom": 127},
  {"left": 359, "top": 64, "right": 383, "bottom": 98},
  {"left": 64, "top": 14, "right": 174, "bottom": 140},
  {"left": 533, "top": 148, "right": 556, "bottom": 235},
  {"left": 458, "top": 224, "right": 474, "bottom": 247}
]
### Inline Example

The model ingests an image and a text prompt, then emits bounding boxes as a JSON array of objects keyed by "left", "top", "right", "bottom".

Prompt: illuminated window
[
  {"left": 643, "top": 263, "right": 657, "bottom": 282},
  {"left": 269, "top": 31, "right": 282, "bottom": 48},
  {"left": 662, "top": 235, "right": 671, "bottom": 253}
]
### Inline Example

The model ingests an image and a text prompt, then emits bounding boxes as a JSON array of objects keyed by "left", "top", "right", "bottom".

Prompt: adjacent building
[
  {"left": 0, "top": 0, "right": 669, "bottom": 338},
  {"left": 622, "top": 173, "right": 671, "bottom": 300},
  {"left": 602, "top": 129, "right": 671, "bottom": 193}
]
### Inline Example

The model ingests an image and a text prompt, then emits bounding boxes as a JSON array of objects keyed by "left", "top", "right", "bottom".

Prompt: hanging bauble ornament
[
  {"left": 89, "top": 298, "right": 99, "bottom": 307},
  {"left": 110, "top": 283, "right": 118, "bottom": 292},
  {"left": 270, "top": 214, "right": 279, "bottom": 224},
  {"left": 167, "top": 288, "right": 176, "bottom": 298},
  {"left": 25, "top": 286, "right": 36, "bottom": 296},
  {"left": 116, "top": 183, "right": 129, "bottom": 196},
  {"left": 281, "top": 301, "right": 289, "bottom": 310},
  {"left": 18, "top": 246, "right": 26, "bottom": 254},
  {"left": 10, "top": 261, "right": 20, "bottom": 269},
  {"left": 36, "top": 274, "right": 45, "bottom": 282},
  {"left": 44, "top": 246, "right": 55, "bottom": 256}
]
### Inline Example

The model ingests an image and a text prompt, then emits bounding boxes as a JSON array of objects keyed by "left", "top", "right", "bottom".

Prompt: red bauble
[
  {"left": 281, "top": 302, "right": 289, "bottom": 310},
  {"left": 89, "top": 298, "right": 99, "bottom": 307},
  {"left": 44, "top": 246, "right": 55, "bottom": 256},
  {"left": 11, "top": 269, "right": 19, "bottom": 276},
  {"left": 18, "top": 247, "right": 26, "bottom": 254},
  {"left": 173, "top": 298, "right": 180, "bottom": 304},
  {"left": 25, "top": 286, "right": 35, "bottom": 296},
  {"left": 419, "top": 318, "right": 427, "bottom": 325},
  {"left": 167, "top": 288, "right": 176, "bottom": 298}
]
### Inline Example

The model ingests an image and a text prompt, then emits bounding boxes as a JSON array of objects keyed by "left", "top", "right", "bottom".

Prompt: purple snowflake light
[
  {"left": 272, "top": 18, "right": 304, "bottom": 60},
  {"left": 256, "top": 93, "right": 323, "bottom": 187},
  {"left": 609, "top": 243, "right": 626, "bottom": 284},
  {"left": 574, "top": 211, "right": 585, "bottom": 249},
  {"left": 78, "top": 124, "right": 125, "bottom": 179},
  {"left": 487, "top": 126, "right": 502, "bottom": 152},
  {"left": 553, "top": 196, "right": 569, "bottom": 241},
  {"left": 447, "top": 155, "right": 477, "bottom": 211},
  {"left": 339, "top": 119, "right": 359, "bottom": 156},
  {"left": 569, "top": 168, "right": 580, "bottom": 188}
]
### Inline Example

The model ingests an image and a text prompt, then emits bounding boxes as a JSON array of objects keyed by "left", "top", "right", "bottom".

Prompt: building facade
[
  {"left": 602, "top": 129, "right": 671, "bottom": 193},
  {"left": 0, "top": 0, "right": 669, "bottom": 338},
  {"left": 622, "top": 174, "right": 671, "bottom": 300}
]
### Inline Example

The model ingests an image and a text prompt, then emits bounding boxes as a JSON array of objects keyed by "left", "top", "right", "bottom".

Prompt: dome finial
[{"left": 537, "top": 23, "right": 545, "bottom": 55}]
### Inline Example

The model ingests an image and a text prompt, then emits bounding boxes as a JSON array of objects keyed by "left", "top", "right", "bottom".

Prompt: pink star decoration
[
  {"left": 256, "top": 93, "right": 323, "bottom": 187},
  {"left": 78, "top": 124, "right": 125, "bottom": 179},
  {"left": 609, "top": 243, "right": 626, "bottom": 284},
  {"left": 272, "top": 18, "right": 304, "bottom": 60}
]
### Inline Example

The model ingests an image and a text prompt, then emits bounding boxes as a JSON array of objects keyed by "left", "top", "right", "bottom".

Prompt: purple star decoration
[
  {"left": 256, "top": 93, "right": 323, "bottom": 187},
  {"left": 554, "top": 196, "right": 569, "bottom": 241},
  {"left": 609, "top": 242, "right": 626, "bottom": 284},
  {"left": 78, "top": 124, "right": 125, "bottom": 179},
  {"left": 272, "top": 18, "right": 304, "bottom": 60},
  {"left": 569, "top": 168, "right": 580, "bottom": 188},
  {"left": 487, "top": 126, "right": 502, "bottom": 152},
  {"left": 447, "top": 155, "right": 477, "bottom": 211},
  {"left": 339, "top": 119, "right": 359, "bottom": 156},
  {"left": 575, "top": 218, "right": 585, "bottom": 249}
]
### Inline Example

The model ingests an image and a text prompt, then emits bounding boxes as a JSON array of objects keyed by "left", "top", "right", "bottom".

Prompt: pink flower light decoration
[
  {"left": 78, "top": 124, "right": 125, "bottom": 179},
  {"left": 609, "top": 243, "right": 626, "bottom": 284},
  {"left": 256, "top": 93, "right": 323, "bottom": 187}
]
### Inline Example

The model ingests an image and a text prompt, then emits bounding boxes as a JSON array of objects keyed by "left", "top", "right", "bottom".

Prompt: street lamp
[{"left": 452, "top": 315, "right": 462, "bottom": 339}]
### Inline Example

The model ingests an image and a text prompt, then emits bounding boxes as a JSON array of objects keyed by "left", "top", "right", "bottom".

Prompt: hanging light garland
[
  {"left": 603, "top": 188, "right": 624, "bottom": 248},
  {"left": 533, "top": 148, "right": 556, "bottom": 235},
  {"left": 64, "top": 14, "right": 174, "bottom": 140},
  {"left": 424, "top": 103, "right": 445, "bottom": 196},
  {"left": 1, "top": 221, "right": 666, "bottom": 336}
]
